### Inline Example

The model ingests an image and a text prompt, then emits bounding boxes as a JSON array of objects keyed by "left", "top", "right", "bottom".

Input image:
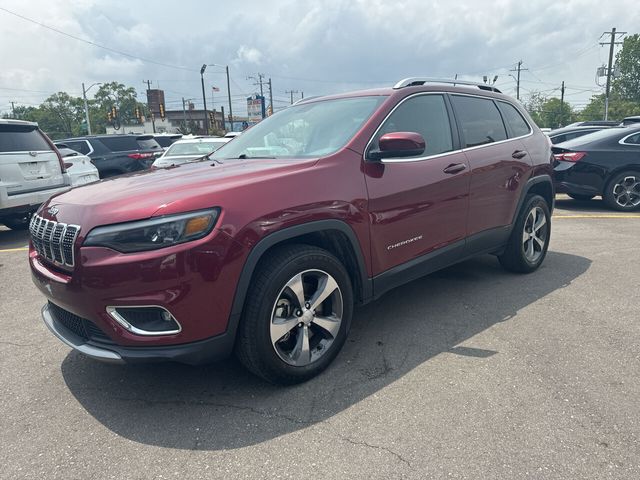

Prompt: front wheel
[
  {"left": 603, "top": 172, "right": 640, "bottom": 211},
  {"left": 235, "top": 244, "right": 353, "bottom": 384},
  {"left": 499, "top": 194, "right": 551, "bottom": 273}
]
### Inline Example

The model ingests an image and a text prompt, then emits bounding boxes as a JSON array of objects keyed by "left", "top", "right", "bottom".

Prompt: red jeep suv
[{"left": 30, "top": 78, "right": 554, "bottom": 384}]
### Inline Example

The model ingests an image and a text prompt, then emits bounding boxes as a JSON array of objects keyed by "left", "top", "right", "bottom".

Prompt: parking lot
[{"left": 1, "top": 195, "right": 639, "bottom": 480}]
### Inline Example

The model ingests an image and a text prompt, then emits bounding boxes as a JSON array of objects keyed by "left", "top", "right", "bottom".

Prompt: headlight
[{"left": 84, "top": 209, "right": 219, "bottom": 253}]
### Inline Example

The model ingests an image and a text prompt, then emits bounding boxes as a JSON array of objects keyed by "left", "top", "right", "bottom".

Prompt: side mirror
[{"left": 369, "top": 132, "right": 426, "bottom": 160}]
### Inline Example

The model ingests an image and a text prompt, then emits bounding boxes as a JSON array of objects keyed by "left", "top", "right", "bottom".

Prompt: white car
[
  {"left": 0, "top": 119, "right": 70, "bottom": 230},
  {"left": 56, "top": 145, "right": 100, "bottom": 186},
  {"left": 152, "top": 137, "right": 230, "bottom": 167}
]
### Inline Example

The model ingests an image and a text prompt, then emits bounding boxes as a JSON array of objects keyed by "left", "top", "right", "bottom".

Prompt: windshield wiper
[
  {"left": 189, "top": 152, "right": 224, "bottom": 165},
  {"left": 235, "top": 154, "right": 276, "bottom": 159}
]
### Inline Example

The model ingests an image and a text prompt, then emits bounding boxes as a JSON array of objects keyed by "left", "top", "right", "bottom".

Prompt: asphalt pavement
[{"left": 1, "top": 196, "right": 639, "bottom": 479}]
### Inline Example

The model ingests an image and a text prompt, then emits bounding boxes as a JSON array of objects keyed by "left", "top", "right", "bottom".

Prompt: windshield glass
[
  {"left": 212, "top": 95, "right": 386, "bottom": 159},
  {"left": 165, "top": 141, "right": 227, "bottom": 156}
]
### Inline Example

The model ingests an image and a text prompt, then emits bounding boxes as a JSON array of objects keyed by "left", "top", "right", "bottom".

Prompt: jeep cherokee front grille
[{"left": 29, "top": 214, "right": 80, "bottom": 267}]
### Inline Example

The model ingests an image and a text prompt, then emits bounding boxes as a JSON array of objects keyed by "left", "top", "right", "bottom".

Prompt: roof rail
[{"left": 393, "top": 77, "right": 502, "bottom": 93}]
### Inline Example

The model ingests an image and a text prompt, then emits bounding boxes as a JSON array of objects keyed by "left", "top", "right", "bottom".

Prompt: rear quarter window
[
  {"left": 0, "top": 125, "right": 52, "bottom": 153},
  {"left": 451, "top": 95, "right": 507, "bottom": 148},
  {"left": 137, "top": 138, "right": 162, "bottom": 151},
  {"left": 497, "top": 101, "right": 531, "bottom": 138}
]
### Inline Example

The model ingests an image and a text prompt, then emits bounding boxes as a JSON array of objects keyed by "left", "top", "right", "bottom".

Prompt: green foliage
[
  {"left": 92, "top": 82, "right": 139, "bottom": 134},
  {"left": 613, "top": 34, "right": 640, "bottom": 103},
  {"left": 578, "top": 93, "right": 639, "bottom": 122},
  {"left": 524, "top": 92, "right": 576, "bottom": 128}
]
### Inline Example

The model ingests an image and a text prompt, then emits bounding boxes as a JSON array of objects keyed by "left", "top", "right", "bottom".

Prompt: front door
[{"left": 364, "top": 93, "right": 470, "bottom": 276}]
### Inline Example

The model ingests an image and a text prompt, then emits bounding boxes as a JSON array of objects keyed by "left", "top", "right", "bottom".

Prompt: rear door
[{"left": 0, "top": 123, "right": 65, "bottom": 196}]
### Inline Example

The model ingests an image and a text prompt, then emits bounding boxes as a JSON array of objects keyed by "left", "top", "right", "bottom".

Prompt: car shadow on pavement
[
  {"left": 61, "top": 251, "right": 590, "bottom": 451},
  {"left": 0, "top": 227, "right": 29, "bottom": 249},
  {"left": 554, "top": 197, "right": 609, "bottom": 212}
]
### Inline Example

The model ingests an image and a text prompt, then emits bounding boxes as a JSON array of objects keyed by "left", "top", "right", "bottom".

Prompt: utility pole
[
  {"left": 510, "top": 61, "right": 528, "bottom": 100},
  {"left": 559, "top": 81, "right": 565, "bottom": 128},
  {"left": 225, "top": 65, "right": 233, "bottom": 131},
  {"left": 268, "top": 78, "right": 274, "bottom": 116},
  {"left": 143, "top": 79, "right": 156, "bottom": 133},
  {"left": 10, "top": 101, "right": 15, "bottom": 119},
  {"left": 301, "top": 91, "right": 304, "bottom": 99},
  {"left": 199, "top": 66, "right": 209, "bottom": 134},
  {"left": 600, "top": 27, "right": 626, "bottom": 121},
  {"left": 286, "top": 90, "right": 299, "bottom": 104},
  {"left": 182, "top": 97, "right": 187, "bottom": 129}
]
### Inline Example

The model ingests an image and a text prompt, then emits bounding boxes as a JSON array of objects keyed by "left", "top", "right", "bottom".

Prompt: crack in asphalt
[
  {"left": 331, "top": 431, "right": 412, "bottom": 468},
  {"left": 0, "top": 340, "right": 40, "bottom": 347}
]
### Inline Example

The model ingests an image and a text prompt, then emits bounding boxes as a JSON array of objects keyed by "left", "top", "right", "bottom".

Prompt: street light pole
[
  {"left": 200, "top": 64, "right": 209, "bottom": 134},
  {"left": 206, "top": 63, "right": 233, "bottom": 132},
  {"left": 82, "top": 82, "right": 101, "bottom": 135}
]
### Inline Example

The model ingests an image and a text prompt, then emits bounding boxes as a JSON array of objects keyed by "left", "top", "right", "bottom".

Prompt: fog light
[{"left": 106, "top": 306, "right": 181, "bottom": 336}]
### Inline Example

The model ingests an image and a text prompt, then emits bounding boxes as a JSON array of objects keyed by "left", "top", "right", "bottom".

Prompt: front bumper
[{"left": 42, "top": 302, "right": 235, "bottom": 365}]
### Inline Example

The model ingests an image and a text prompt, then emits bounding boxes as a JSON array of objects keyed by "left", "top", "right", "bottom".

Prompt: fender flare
[
  {"left": 226, "top": 219, "right": 371, "bottom": 338},
  {"left": 511, "top": 174, "right": 555, "bottom": 227}
]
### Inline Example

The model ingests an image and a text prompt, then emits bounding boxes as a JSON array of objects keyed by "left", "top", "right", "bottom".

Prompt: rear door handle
[
  {"left": 512, "top": 150, "right": 528, "bottom": 159},
  {"left": 443, "top": 163, "right": 467, "bottom": 174}
]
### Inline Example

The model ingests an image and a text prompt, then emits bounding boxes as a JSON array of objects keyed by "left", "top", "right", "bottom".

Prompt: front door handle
[
  {"left": 443, "top": 163, "right": 467, "bottom": 174},
  {"left": 512, "top": 150, "right": 528, "bottom": 159}
]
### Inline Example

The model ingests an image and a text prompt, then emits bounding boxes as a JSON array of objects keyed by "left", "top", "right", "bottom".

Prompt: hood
[{"left": 40, "top": 158, "right": 317, "bottom": 230}]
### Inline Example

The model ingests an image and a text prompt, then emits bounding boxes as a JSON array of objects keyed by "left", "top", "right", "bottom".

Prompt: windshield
[
  {"left": 212, "top": 95, "right": 386, "bottom": 159},
  {"left": 165, "top": 140, "right": 227, "bottom": 157}
]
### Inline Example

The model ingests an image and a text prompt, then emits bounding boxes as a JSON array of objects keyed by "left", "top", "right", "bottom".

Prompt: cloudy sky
[{"left": 1, "top": 0, "right": 638, "bottom": 117}]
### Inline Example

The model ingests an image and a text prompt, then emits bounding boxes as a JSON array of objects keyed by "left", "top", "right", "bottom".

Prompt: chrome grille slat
[{"left": 29, "top": 214, "right": 81, "bottom": 268}]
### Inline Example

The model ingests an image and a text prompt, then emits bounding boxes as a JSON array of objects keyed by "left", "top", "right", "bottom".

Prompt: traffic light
[
  {"left": 135, "top": 106, "right": 141, "bottom": 120},
  {"left": 107, "top": 110, "right": 113, "bottom": 122},
  {"left": 209, "top": 111, "right": 215, "bottom": 125},
  {"left": 111, "top": 106, "right": 117, "bottom": 119},
  {"left": 159, "top": 103, "right": 165, "bottom": 120}
]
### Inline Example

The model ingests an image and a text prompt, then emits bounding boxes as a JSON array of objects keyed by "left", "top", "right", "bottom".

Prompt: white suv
[{"left": 0, "top": 119, "right": 70, "bottom": 230}]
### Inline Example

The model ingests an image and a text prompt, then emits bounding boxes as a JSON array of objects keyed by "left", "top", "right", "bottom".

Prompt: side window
[
  {"left": 451, "top": 95, "right": 507, "bottom": 148},
  {"left": 370, "top": 94, "right": 453, "bottom": 158},
  {"left": 623, "top": 133, "right": 640, "bottom": 145},
  {"left": 551, "top": 134, "right": 567, "bottom": 144},
  {"left": 66, "top": 141, "right": 90, "bottom": 155},
  {"left": 497, "top": 101, "right": 531, "bottom": 138}
]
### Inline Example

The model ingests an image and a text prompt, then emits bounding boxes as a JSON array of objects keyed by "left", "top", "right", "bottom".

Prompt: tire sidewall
[
  {"left": 516, "top": 195, "right": 551, "bottom": 270},
  {"left": 251, "top": 250, "right": 353, "bottom": 381}
]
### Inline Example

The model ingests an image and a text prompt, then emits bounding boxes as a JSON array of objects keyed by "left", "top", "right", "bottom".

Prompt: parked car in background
[
  {"left": 223, "top": 131, "right": 242, "bottom": 138},
  {"left": 546, "top": 125, "right": 612, "bottom": 144},
  {"left": 621, "top": 116, "right": 640, "bottom": 126},
  {"left": 152, "top": 133, "right": 182, "bottom": 150},
  {"left": 55, "top": 145, "right": 100, "bottom": 186},
  {"left": 55, "top": 134, "right": 162, "bottom": 178},
  {"left": 31, "top": 78, "right": 554, "bottom": 384},
  {"left": 564, "top": 120, "right": 620, "bottom": 128},
  {"left": 553, "top": 126, "right": 640, "bottom": 210},
  {"left": 0, "top": 119, "right": 69, "bottom": 230},
  {"left": 152, "top": 136, "right": 230, "bottom": 167}
]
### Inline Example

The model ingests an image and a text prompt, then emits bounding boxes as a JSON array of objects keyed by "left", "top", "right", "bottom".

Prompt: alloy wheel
[
  {"left": 522, "top": 206, "right": 547, "bottom": 263},
  {"left": 612, "top": 176, "right": 640, "bottom": 208},
  {"left": 270, "top": 269, "right": 343, "bottom": 367}
]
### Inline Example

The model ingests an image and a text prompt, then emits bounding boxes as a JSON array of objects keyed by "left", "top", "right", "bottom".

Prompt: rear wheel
[
  {"left": 568, "top": 193, "right": 595, "bottom": 201},
  {"left": 235, "top": 244, "right": 353, "bottom": 384},
  {"left": 603, "top": 171, "right": 640, "bottom": 211},
  {"left": 499, "top": 194, "right": 551, "bottom": 273}
]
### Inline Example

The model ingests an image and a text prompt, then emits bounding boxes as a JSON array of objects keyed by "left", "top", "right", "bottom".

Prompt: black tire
[
  {"left": 235, "top": 244, "right": 354, "bottom": 385},
  {"left": 603, "top": 171, "right": 640, "bottom": 212},
  {"left": 498, "top": 194, "right": 551, "bottom": 273},
  {"left": 568, "top": 193, "right": 594, "bottom": 201},
  {"left": 2, "top": 216, "right": 31, "bottom": 230}
]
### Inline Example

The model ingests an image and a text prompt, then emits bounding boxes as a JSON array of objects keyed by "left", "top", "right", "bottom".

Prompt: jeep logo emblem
[{"left": 47, "top": 206, "right": 59, "bottom": 216}]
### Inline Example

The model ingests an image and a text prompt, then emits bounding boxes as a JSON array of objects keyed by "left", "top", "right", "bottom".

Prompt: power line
[{"left": 0, "top": 6, "right": 196, "bottom": 72}]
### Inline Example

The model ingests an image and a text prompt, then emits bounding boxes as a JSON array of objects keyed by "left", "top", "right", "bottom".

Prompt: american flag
[{"left": 212, "top": 86, "right": 220, "bottom": 92}]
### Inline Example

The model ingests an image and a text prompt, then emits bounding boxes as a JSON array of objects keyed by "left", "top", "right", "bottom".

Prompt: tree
[
  {"left": 614, "top": 34, "right": 640, "bottom": 103},
  {"left": 92, "top": 82, "right": 139, "bottom": 134},
  {"left": 523, "top": 92, "right": 576, "bottom": 128},
  {"left": 37, "top": 92, "right": 85, "bottom": 138},
  {"left": 579, "top": 92, "right": 639, "bottom": 121}
]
